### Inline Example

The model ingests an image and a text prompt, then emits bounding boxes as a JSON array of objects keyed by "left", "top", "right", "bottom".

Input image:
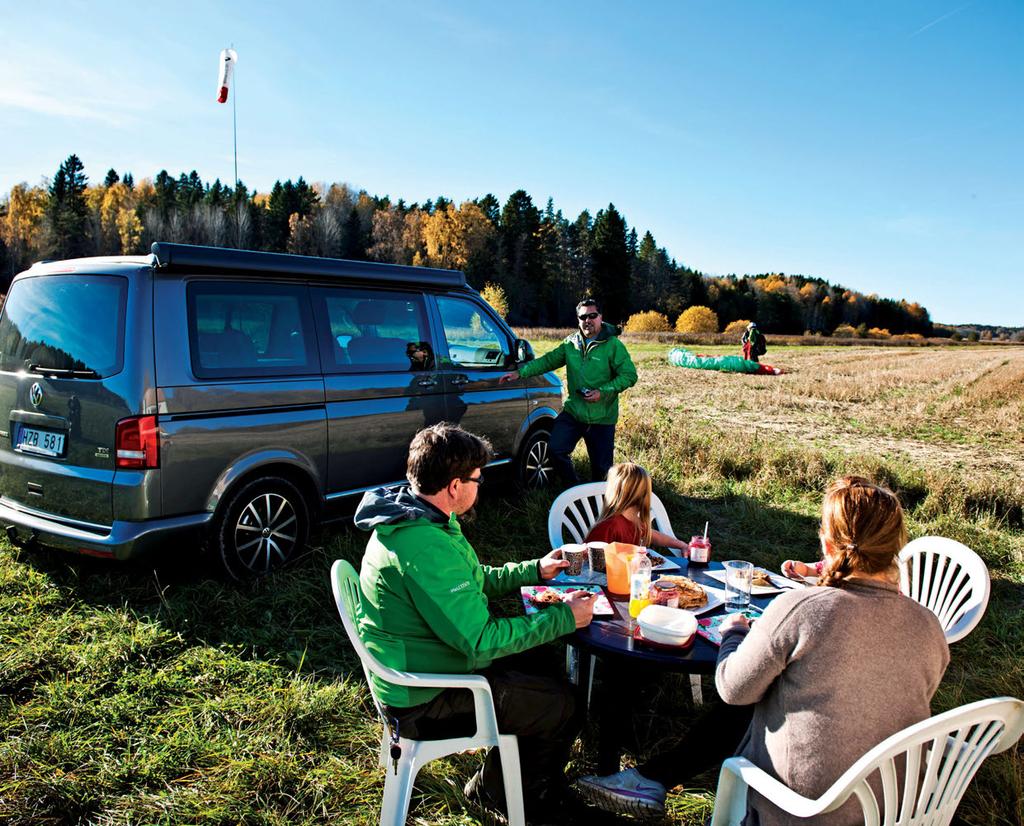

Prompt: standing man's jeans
[{"left": 549, "top": 410, "right": 616, "bottom": 486}]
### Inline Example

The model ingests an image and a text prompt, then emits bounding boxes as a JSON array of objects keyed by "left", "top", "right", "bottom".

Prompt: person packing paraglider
[{"left": 741, "top": 321, "right": 767, "bottom": 362}]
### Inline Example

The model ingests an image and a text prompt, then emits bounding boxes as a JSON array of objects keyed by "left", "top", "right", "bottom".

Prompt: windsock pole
[{"left": 217, "top": 46, "right": 240, "bottom": 246}]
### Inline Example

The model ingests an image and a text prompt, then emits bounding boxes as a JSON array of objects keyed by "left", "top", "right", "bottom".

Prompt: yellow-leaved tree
[
  {"left": 675, "top": 305, "right": 719, "bottom": 333},
  {"left": 723, "top": 319, "right": 751, "bottom": 335},
  {"left": 1, "top": 183, "right": 46, "bottom": 275},
  {"left": 623, "top": 311, "right": 670, "bottom": 332},
  {"left": 480, "top": 283, "right": 509, "bottom": 319}
]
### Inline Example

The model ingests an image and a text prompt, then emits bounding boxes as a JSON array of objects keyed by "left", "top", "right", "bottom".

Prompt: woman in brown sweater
[
  {"left": 715, "top": 476, "right": 950, "bottom": 825},
  {"left": 579, "top": 476, "right": 949, "bottom": 823}
]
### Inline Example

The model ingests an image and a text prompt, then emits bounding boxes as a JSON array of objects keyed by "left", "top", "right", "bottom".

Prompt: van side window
[
  {"left": 187, "top": 282, "right": 315, "bottom": 378},
  {"left": 436, "top": 296, "right": 510, "bottom": 369},
  {"left": 314, "top": 287, "right": 431, "bottom": 373}
]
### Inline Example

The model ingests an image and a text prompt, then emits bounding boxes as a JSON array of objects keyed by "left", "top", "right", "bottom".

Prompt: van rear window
[{"left": 0, "top": 275, "right": 127, "bottom": 377}]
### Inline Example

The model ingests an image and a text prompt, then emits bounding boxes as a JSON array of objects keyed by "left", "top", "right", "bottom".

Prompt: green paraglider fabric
[{"left": 668, "top": 347, "right": 764, "bottom": 373}]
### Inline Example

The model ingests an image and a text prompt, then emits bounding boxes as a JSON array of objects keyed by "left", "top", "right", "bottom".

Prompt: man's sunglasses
[
  {"left": 460, "top": 474, "right": 485, "bottom": 486},
  {"left": 577, "top": 312, "right": 600, "bottom": 321}
]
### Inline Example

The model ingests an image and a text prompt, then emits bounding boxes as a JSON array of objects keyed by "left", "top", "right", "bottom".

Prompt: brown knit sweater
[{"left": 716, "top": 578, "right": 949, "bottom": 826}]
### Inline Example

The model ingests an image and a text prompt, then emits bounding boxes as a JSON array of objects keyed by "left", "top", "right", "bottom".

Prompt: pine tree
[
  {"left": 498, "top": 190, "right": 542, "bottom": 324},
  {"left": 45, "top": 154, "right": 90, "bottom": 258},
  {"left": 103, "top": 168, "right": 120, "bottom": 188},
  {"left": 589, "top": 204, "right": 631, "bottom": 322},
  {"left": 122, "top": 172, "right": 134, "bottom": 190}
]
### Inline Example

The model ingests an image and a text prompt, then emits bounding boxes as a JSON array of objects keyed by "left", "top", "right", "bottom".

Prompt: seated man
[{"left": 354, "top": 423, "right": 595, "bottom": 820}]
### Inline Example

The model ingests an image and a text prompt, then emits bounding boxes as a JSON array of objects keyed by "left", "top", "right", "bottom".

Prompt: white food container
[{"left": 636, "top": 604, "right": 698, "bottom": 646}]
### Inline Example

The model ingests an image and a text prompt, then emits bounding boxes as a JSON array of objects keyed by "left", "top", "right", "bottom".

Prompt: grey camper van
[{"left": 0, "top": 243, "right": 561, "bottom": 578}]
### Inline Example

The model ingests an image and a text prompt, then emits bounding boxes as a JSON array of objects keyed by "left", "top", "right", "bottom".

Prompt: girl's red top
[{"left": 585, "top": 513, "right": 643, "bottom": 545}]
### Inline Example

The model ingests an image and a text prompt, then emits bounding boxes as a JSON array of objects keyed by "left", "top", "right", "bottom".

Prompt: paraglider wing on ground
[{"left": 668, "top": 348, "right": 783, "bottom": 375}]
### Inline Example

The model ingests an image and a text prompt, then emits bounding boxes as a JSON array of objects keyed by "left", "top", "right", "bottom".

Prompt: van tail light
[{"left": 115, "top": 415, "right": 160, "bottom": 469}]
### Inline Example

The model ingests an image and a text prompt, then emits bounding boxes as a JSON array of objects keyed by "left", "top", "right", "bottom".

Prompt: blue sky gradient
[{"left": 1, "top": 1, "right": 1021, "bottom": 324}]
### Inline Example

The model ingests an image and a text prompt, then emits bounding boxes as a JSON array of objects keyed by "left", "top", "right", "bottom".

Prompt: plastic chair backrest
[
  {"left": 899, "top": 537, "right": 990, "bottom": 644},
  {"left": 712, "top": 697, "right": 1024, "bottom": 826},
  {"left": 547, "top": 481, "right": 677, "bottom": 548},
  {"left": 829, "top": 697, "right": 1024, "bottom": 825}
]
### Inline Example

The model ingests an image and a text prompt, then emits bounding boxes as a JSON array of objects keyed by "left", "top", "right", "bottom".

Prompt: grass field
[{"left": 1, "top": 341, "right": 1022, "bottom": 825}]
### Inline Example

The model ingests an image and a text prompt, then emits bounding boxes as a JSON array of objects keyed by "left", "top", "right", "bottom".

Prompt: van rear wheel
[{"left": 213, "top": 476, "right": 310, "bottom": 580}]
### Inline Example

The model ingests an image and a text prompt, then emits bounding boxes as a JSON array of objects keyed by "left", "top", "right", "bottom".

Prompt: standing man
[
  {"left": 501, "top": 298, "right": 637, "bottom": 486},
  {"left": 741, "top": 322, "right": 764, "bottom": 362},
  {"left": 354, "top": 423, "right": 595, "bottom": 821}
]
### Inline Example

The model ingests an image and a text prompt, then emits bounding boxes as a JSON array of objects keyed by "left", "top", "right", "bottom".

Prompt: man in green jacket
[
  {"left": 501, "top": 297, "right": 637, "bottom": 486},
  {"left": 354, "top": 423, "right": 595, "bottom": 820}
]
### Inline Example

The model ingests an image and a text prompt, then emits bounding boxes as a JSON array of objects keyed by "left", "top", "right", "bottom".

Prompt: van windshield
[{"left": 0, "top": 275, "right": 128, "bottom": 378}]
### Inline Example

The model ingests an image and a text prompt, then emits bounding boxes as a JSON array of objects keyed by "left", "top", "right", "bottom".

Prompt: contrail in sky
[{"left": 910, "top": 1, "right": 977, "bottom": 38}]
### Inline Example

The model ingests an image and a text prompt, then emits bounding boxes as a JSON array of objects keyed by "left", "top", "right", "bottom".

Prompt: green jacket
[
  {"left": 517, "top": 322, "right": 637, "bottom": 425},
  {"left": 353, "top": 486, "right": 575, "bottom": 707}
]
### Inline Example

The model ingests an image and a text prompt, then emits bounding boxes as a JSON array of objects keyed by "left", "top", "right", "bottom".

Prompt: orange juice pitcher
[{"left": 605, "top": 542, "right": 639, "bottom": 595}]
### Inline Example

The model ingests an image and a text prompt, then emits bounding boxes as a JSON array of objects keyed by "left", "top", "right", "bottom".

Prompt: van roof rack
[{"left": 151, "top": 242, "right": 467, "bottom": 288}]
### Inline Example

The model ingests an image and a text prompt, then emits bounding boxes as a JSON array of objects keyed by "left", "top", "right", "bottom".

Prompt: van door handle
[
  {"left": 450, "top": 377, "right": 469, "bottom": 387},
  {"left": 416, "top": 378, "right": 438, "bottom": 388}
]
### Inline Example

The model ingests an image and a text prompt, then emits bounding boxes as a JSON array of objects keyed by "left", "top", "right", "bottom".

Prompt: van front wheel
[
  {"left": 213, "top": 476, "right": 310, "bottom": 580},
  {"left": 516, "top": 428, "right": 554, "bottom": 489}
]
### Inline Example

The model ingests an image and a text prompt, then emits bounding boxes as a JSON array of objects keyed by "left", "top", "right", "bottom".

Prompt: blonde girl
[{"left": 585, "top": 463, "right": 689, "bottom": 553}]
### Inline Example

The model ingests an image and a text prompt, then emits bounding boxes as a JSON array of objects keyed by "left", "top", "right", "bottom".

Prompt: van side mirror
[{"left": 515, "top": 339, "right": 535, "bottom": 363}]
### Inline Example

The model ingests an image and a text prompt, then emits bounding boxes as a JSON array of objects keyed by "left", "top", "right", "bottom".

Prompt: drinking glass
[{"left": 723, "top": 560, "right": 754, "bottom": 612}]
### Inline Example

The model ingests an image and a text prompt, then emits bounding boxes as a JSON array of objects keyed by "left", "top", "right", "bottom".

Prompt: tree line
[{"left": 0, "top": 154, "right": 935, "bottom": 336}]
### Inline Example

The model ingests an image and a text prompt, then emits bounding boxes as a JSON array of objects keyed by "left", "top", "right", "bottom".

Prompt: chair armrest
[
  {"left": 717, "top": 758, "right": 842, "bottom": 820},
  {"left": 379, "top": 670, "right": 502, "bottom": 742}
]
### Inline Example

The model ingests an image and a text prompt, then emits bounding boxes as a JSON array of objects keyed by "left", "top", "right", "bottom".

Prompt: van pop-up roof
[{"left": 151, "top": 242, "right": 467, "bottom": 289}]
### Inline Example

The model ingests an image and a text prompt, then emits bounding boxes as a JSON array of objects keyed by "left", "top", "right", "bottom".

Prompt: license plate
[{"left": 16, "top": 425, "right": 66, "bottom": 457}]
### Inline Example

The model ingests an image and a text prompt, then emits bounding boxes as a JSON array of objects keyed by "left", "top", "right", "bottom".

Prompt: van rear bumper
[{"left": 0, "top": 497, "right": 212, "bottom": 560}]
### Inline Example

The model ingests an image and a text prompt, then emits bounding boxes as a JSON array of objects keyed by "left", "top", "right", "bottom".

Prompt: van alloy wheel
[
  {"left": 234, "top": 493, "right": 298, "bottom": 574},
  {"left": 214, "top": 475, "right": 310, "bottom": 580},
  {"left": 518, "top": 429, "right": 554, "bottom": 488}
]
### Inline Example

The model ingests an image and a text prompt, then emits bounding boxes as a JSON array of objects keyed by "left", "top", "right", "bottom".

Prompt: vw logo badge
[{"left": 29, "top": 383, "right": 43, "bottom": 408}]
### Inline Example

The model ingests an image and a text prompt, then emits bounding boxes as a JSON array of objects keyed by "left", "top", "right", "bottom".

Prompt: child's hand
[{"left": 782, "top": 560, "right": 816, "bottom": 579}]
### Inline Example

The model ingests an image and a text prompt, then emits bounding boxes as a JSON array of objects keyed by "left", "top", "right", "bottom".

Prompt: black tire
[
  {"left": 213, "top": 476, "right": 310, "bottom": 580},
  {"left": 516, "top": 428, "right": 555, "bottom": 489}
]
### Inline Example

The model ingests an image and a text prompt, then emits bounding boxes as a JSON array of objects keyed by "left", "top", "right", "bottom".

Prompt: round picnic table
[
  {"left": 570, "top": 558, "right": 780, "bottom": 674},
  {"left": 562, "top": 557, "right": 791, "bottom": 775}
]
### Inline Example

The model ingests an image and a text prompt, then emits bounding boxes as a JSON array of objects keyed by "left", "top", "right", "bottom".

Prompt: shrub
[
  {"left": 624, "top": 310, "right": 670, "bottom": 333},
  {"left": 833, "top": 323, "right": 857, "bottom": 338},
  {"left": 675, "top": 305, "right": 719, "bottom": 333},
  {"left": 867, "top": 327, "right": 891, "bottom": 339},
  {"left": 480, "top": 283, "right": 509, "bottom": 319},
  {"left": 724, "top": 319, "right": 751, "bottom": 335},
  {"left": 891, "top": 333, "right": 925, "bottom": 342},
  {"left": 966, "top": 331, "right": 980, "bottom": 342},
  {"left": 950, "top": 331, "right": 963, "bottom": 341}
]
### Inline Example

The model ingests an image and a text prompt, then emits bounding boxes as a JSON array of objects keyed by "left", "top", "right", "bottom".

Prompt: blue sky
[{"left": 1, "top": 1, "right": 1021, "bottom": 325}]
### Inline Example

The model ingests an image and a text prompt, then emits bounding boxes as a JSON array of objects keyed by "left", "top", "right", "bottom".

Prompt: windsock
[{"left": 217, "top": 48, "right": 238, "bottom": 103}]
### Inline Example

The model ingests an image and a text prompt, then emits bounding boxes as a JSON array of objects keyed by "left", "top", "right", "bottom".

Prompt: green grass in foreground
[{"left": 0, "top": 427, "right": 1022, "bottom": 824}]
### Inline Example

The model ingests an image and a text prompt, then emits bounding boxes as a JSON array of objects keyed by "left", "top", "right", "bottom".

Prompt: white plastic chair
[
  {"left": 546, "top": 482, "right": 703, "bottom": 705},
  {"left": 547, "top": 481, "right": 678, "bottom": 548},
  {"left": 899, "top": 536, "right": 990, "bottom": 644},
  {"left": 330, "top": 559, "right": 526, "bottom": 826},
  {"left": 710, "top": 696, "right": 1024, "bottom": 826}
]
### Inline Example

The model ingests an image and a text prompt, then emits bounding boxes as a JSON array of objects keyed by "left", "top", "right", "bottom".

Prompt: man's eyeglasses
[
  {"left": 577, "top": 312, "right": 600, "bottom": 321},
  {"left": 460, "top": 474, "right": 485, "bottom": 486}
]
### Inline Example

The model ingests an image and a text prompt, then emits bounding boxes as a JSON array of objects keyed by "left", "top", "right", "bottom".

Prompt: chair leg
[
  {"left": 379, "top": 743, "right": 419, "bottom": 826},
  {"left": 497, "top": 734, "right": 527, "bottom": 826},
  {"left": 566, "top": 645, "right": 579, "bottom": 685},
  {"left": 378, "top": 727, "right": 390, "bottom": 769},
  {"left": 587, "top": 655, "right": 597, "bottom": 709},
  {"left": 690, "top": 673, "right": 704, "bottom": 706}
]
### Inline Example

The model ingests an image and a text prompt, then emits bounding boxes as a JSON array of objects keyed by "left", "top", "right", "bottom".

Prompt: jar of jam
[{"left": 648, "top": 579, "right": 680, "bottom": 609}]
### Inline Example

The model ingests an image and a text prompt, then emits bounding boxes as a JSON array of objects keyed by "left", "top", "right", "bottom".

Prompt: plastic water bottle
[{"left": 628, "top": 550, "right": 653, "bottom": 619}]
